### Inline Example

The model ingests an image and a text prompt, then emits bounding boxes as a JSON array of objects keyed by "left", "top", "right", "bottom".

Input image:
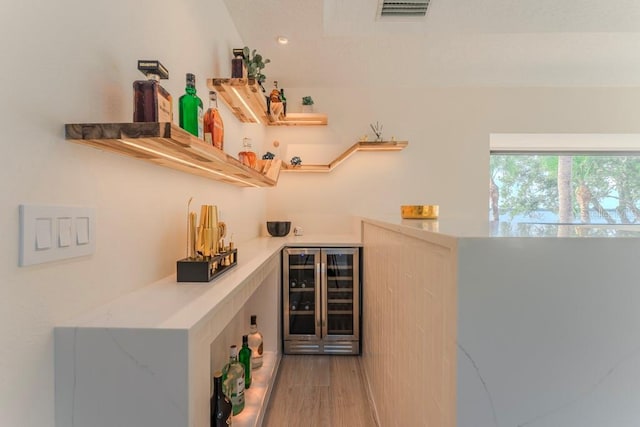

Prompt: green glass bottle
[
  {"left": 179, "top": 73, "right": 203, "bottom": 138},
  {"left": 238, "top": 335, "right": 252, "bottom": 389}
]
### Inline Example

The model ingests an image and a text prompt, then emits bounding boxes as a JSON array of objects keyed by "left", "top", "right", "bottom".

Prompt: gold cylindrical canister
[{"left": 401, "top": 205, "right": 439, "bottom": 219}]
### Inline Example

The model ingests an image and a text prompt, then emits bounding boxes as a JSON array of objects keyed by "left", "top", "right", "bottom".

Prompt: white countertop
[
  {"left": 362, "top": 215, "right": 640, "bottom": 238},
  {"left": 57, "top": 234, "right": 361, "bottom": 330}
]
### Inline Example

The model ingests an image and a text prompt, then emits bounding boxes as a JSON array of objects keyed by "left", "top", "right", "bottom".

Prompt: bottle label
[
  {"left": 197, "top": 106, "right": 204, "bottom": 139},
  {"left": 257, "top": 342, "right": 264, "bottom": 356},
  {"left": 157, "top": 90, "right": 172, "bottom": 123}
]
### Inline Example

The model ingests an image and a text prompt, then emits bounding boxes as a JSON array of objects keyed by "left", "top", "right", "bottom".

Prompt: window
[{"left": 489, "top": 134, "right": 640, "bottom": 225}]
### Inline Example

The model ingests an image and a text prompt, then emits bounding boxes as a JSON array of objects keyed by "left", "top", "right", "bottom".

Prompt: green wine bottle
[
  {"left": 238, "top": 335, "right": 252, "bottom": 389},
  {"left": 179, "top": 73, "right": 203, "bottom": 138}
]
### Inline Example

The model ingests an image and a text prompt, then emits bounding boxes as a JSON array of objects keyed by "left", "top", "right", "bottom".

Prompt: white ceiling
[{"left": 223, "top": 0, "right": 640, "bottom": 88}]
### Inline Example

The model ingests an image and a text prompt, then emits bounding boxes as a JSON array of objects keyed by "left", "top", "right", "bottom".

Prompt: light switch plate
[{"left": 19, "top": 204, "right": 96, "bottom": 266}]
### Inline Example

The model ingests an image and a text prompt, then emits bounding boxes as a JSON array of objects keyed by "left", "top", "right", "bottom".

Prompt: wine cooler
[{"left": 283, "top": 247, "right": 360, "bottom": 355}]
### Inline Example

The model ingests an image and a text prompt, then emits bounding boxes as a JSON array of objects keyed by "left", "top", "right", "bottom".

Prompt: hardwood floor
[{"left": 262, "top": 355, "right": 378, "bottom": 427}]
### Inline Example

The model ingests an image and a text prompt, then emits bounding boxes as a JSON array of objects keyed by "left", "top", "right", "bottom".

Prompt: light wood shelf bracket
[
  {"left": 281, "top": 140, "right": 408, "bottom": 173},
  {"left": 64, "top": 122, "right": 277, "bottom": 187}
]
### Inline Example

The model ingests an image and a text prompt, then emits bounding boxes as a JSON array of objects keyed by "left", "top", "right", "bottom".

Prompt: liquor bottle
[
  {"left": 248, "top": 315, "right": 264, "bottom": 369},
  {"left": 133, "top": 60, "right": 173, "bottom": 123},
  {"left": 179, "top": 73, "right": 203, "bottom": 138},
  {"left": 211, "top": 370, "right": 232, "bottom": 426},
  {"left": 203, "top": 91, "right": 224, "bottom": 150},
  {"left": 238, "top": 335, "right": 252, "bottom": 389},
  {"left": 231, "top": 48, "right": 245, "bottom": 78},
  {"left": 221, "top": 345, "right": 245, "bottom": 415},
  {"left": 280, "top": 88, "right": 287, "bottom": 117},
  {"left": 238, "top": 138, "right": 257, "bottom": 169}
]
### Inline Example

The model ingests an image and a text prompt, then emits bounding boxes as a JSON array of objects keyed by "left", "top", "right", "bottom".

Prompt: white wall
[
  {"left": 266, "top": 87, "right": 640, "bottom": 232},
  {"left": 0, "top": 1, "right": 267, "bottom": 426},
  {"left": 4, "top": 2, "right": 640, "bottom": 426}
]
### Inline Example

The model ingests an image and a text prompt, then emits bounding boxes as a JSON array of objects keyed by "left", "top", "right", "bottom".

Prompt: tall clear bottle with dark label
[
  {"left": 179, "top": 73, "right": 203, "bottom": 138},
  {"left": 248, "top": 315, "right": 264, "bottom": 369},
  {"left": 133, "top": 60, "right": 173, "bottom": 123},
  {"left": 280, "top": 88, "right": 287, "bottom": 117},
  {"left": 211, "top": 370, "right": 232, "bottom": 426},
  {"left": 238, "top": 335, "right": 252, "bottom": 389},
  {"left": 221, "top": 345, "right": 245, "bottom": 415}
]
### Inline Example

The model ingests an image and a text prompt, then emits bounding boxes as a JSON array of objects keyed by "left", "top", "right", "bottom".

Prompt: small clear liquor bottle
[{"left": 248, "top": 315, "right": 264, "bottom": 369}]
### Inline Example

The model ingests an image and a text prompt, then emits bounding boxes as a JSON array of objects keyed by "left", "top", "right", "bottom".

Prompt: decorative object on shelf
[
  {"left": 133, "top": 60, "right": 173, "bottom": 123},
  {"left": 290, "top": 156, "right": 302, "bottom": 166},
  {"left": 266, "top": 221, "right": 291, "bottom": 237},
  {"left": 301, "top": 96, "right": 314, "bottom": 113},
  {"left": 203, "top": 91, "right": 224, "bottom": 150},
  {"left": 238, "top": 137, "right": 258, "bottom": 169},
  {"left": 242, "top": 46, "right": 270, "bottom": 85},
  {"left": 401, "top": 205, "right": 439, "bottom": 219},
  {"left": 262, "top": 151, "right": 275, "bottom": 160},
  {"left": 179, "top": 73, "right": 204, "bottom": 138},
  {"left": 177, "top": 204, "right": 238, "bottom": 282},
  {"left": 370, "top": 121, "right": 383, "bottom": 142},
  {"left": 231, "top": 48, "right": 246, "bottom": 78}
]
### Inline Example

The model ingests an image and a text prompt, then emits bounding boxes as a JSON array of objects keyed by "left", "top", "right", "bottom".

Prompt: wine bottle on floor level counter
[
  {"left": 222, "top": 345, "right": 245, "bottom": 415},
  {"left": 248, "top": 315, "right": 264, "bottom": 369},
  {"left": 211, "top": 370, "right": 232, "bottom": 426},
  {"left": 179, "top": 73, "right": 203, "bottom": 138},
  {"left": 239, "top": 335, "right": 252, "bottom": 389}
]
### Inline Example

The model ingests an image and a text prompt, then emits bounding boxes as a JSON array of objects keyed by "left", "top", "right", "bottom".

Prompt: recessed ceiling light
[{"left": 276, "top": 36, "right": 289, "bottom": 45}]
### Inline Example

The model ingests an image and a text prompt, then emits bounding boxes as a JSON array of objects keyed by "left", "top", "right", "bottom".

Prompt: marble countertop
[
  {"left": 57, "top": 234, "right": 361, "bottom": 330},
  {"left": 362, "top": 215, "right": 640, "bottom": 238}
]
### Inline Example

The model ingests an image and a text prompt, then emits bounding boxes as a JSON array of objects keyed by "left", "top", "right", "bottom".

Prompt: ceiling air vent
[{"left": 378, "top": 0, "right": 431, "bottom": 18}]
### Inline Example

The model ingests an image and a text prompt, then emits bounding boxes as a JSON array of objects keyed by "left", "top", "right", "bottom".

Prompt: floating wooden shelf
[
  {"left": 64, "top": 122, "right": 277, "bottom": 187},
  {"left": 281, "top": 140, "right": 408, "bottom": 173},
  {"left": 207, "top": 78, "right": 328, "bottom": 126}
]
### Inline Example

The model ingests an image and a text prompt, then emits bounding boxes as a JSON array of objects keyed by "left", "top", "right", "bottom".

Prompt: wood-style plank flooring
[{"left": 263, "top": 355, "right": 378, "bottom": 427}]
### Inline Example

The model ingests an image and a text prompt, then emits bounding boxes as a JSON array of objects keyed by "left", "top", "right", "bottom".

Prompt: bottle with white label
[
  {"left": 248, "top": 315, "right": 264, "bottom": 369},
  {"left": 221, "top": 345, "right": 245, "bottom": 415}
]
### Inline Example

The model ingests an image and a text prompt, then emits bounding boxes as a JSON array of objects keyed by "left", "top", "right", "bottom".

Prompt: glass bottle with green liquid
[{"left": 179, "top": 73, "right": 203, "bottom": 138}]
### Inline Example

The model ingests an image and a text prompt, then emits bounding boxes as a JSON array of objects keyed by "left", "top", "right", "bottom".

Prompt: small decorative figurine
[
  {"left": 262, "top": 151, "right": 275, "bottom": 160},
  {"left": 290, "top": 156, "right": 302, "bottom": 166}
]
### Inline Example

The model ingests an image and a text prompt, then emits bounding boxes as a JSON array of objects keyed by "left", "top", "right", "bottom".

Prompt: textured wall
[{"left": 361, "top": 221, "right": 457, "bottom": 426}]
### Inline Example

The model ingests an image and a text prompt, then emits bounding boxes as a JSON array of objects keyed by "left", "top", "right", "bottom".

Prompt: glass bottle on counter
[
  {"left": 179, "top": 73, "right": 203, "bottom": 138},
  {"left": 222, "top": 345, "right": 245, "bottom": 415},
  {"left": 238, "top": 137, "right": 257, "bottom": 169},
  {"left": 238, "top": 335, "right": 252, "bottom": 389},
  {"left": 211, "top": 370, "right": 232, "bottom": 426},
  {"left": 248, "top": 315, "right": 264, "bottom": 369},
  {"left": 133, "top": 60, "right": 173, "bottom": 123},
  {"left": 203, "top": 91, "right": 224, "bottom": 150}
]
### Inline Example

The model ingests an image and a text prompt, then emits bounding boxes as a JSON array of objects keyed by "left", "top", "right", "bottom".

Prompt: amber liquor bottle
[{"left": 133, "top": 60, "right": 173, "bottom": 123}]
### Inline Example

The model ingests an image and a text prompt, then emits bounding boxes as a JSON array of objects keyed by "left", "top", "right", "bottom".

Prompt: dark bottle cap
[
  {"left": 137, "top": 60, "right": 169, "bottom": 79},
  {"left": 242, "top": 335, "right": 248, "bottom": 344},
  {"left": 250, "top": 315, "right": 257, "bottom": 324},
  {"left": 186, "top": 73, "right": 196, "bottom": 86}
]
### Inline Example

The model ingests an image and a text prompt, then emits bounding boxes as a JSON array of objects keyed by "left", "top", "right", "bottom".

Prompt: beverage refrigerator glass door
[{"left": 283, "top": 247, "right": 360, "bottom": 354}]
